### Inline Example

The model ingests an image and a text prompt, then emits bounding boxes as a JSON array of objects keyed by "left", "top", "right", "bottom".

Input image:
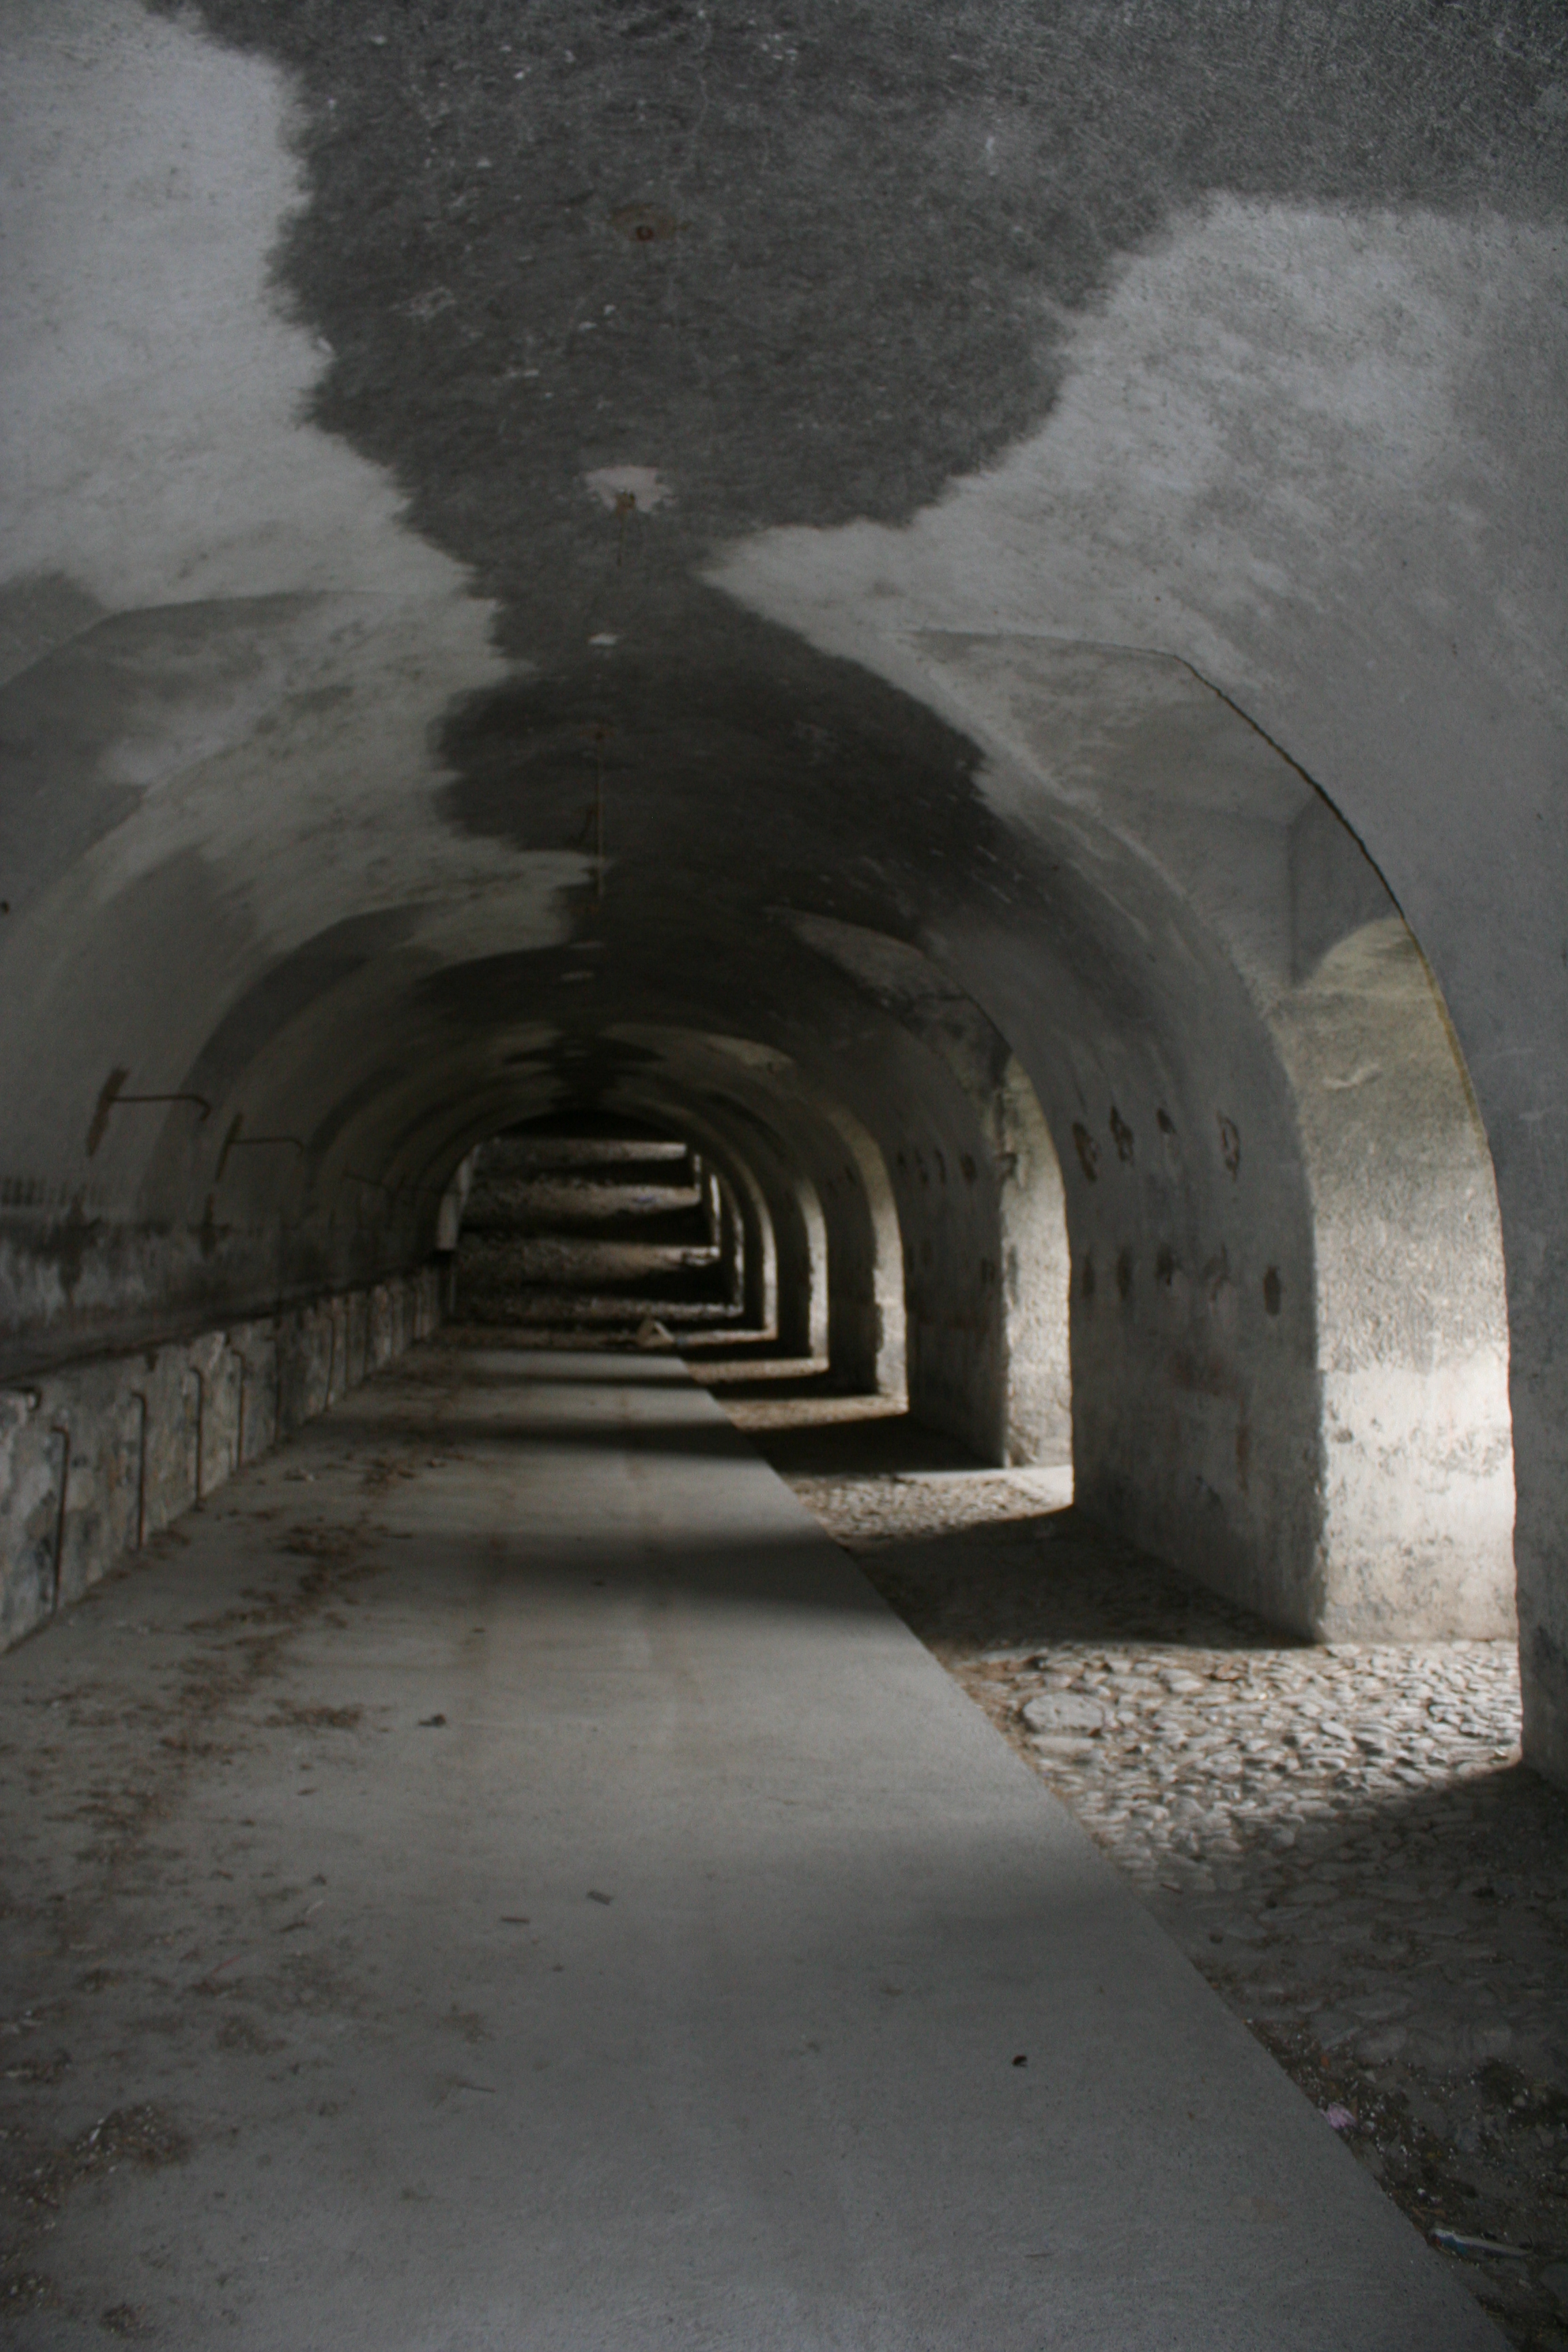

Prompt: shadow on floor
[
  {"left": 713, "top": 1392, "right": 985, "bottom": 1466},
  {"left": 728, "top": 1406, "right": 1566, "bottom": 2352},
  {"left": 849, "top": 1506, "right": 1301, "bottom": 1659}
]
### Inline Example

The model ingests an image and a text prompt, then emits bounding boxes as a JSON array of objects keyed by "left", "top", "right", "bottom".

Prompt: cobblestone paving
[{"left": 725, "top": 1399, "right": 1568, "bottom": 2352}]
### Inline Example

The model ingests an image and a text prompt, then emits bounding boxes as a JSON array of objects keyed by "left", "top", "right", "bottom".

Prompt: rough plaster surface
[
  {"left": 708, "top": 192, "right": 1564, "bottom": 1705},
  {"left": 1277, "top": 924, "right": 1515, "bottom": 1639},
  {"left": 789, "top": 914, "right": 1071, "bottom": 1463},
  {"left": 0, "top": 1265, "right": 440, "bottom": 1652},
  {"left": 0, "top": 1, "right": 1562, "bottom": 1757},
  {"left": 796, "top": 639, "right": 1516, "bottom": 1638},
  {"left": 0, "top": 2, "right": 576, "bottom": 1358}
]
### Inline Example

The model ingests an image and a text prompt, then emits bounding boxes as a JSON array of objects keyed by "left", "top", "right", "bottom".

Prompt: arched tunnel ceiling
[
  {"left": 0, "top": 3, "right": 1565, "bottom": 1740},
  {"left": 4, "top": 0, "right": 1563, "bottom": 1168}
]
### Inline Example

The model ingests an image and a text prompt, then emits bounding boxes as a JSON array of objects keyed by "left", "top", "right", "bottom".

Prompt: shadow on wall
[
  {"left": 785, "top": 916, "right": 1071, "bottom": 1468},
  {"left": 598, "top": 1036, "right": 906, "bottom": 1401},
  {"left": 0, "top": 0, "right": 1531, "bottom": 1690},
  {"left": 1069, "top": 913, "right": 1515, "bottom": 1646}
]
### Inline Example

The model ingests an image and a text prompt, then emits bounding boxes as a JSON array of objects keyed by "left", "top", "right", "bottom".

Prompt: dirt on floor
[{"left": 716, "top": 1379, "right": 1568, "bottom": 2352}]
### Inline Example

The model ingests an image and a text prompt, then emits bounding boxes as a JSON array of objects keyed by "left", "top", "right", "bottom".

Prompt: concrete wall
[
  {"left": 610, "top": 1037, "right": 899, "bottom": 1388},
  {"left": 613, "top": 1087, "right": 821, "bottom": 1360},
  {"left": 860, "top": 644, "right": 1517, "bottom": 1642},
  {"left": 894, "top": 1118, "right": 1006, "bottom": 1460},
  {"left": 0, "top": 1264, "right": 442, "bottom": 1652},
  {"left": 713, "top": 1110, "right": 828, "bottom": 1365},
  {"left": 994, "top": 1058, "right": 1073, "bottom": 1467},
  {"left": 0, "top": 7, "right": 1552, "bottom": 1759},
  {"left": 816, "top": 1100, "right": 905, "bottom": 1399},
  {"left": 672, "top": 1124, "right": 777, "bottom": 1337},
  {"left": 1275, "top": 922, "right": 1515, "bottom": 1639},
  {"left": 788, "top": 916, "right": 1071, "bottom": 1464}
]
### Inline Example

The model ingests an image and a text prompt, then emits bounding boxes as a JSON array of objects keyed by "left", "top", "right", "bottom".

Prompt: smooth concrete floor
[{"left": 1, "top": 1347, "right": 1499, "bottom": 2349}]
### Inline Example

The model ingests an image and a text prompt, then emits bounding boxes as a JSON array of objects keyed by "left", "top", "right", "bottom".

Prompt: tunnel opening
[
  {"left": 448, "top": 1113, "right": 745, "bottom": 1349},
  {"left": 1, "top": 5, "right": 1563, "bottom": 2334},
  {"left": 0, "top": 0, "right": 1548, "bottom": 1733}
]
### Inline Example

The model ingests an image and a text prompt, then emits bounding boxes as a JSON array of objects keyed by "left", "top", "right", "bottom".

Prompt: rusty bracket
[
  {"left": 215, "top": 1115, "right": 306, "bottom": 1183},
  {"left": 86, "top": 1068, "right": 212, "bottom": 1158}
]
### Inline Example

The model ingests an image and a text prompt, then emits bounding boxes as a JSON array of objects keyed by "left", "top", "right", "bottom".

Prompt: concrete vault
[{"left": 1, "top": 0, "right": 1565, "bottom": 1782}]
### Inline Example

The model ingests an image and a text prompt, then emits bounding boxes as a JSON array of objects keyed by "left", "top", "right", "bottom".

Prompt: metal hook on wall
[
  {"left": 86, "top": 1068, "right": 212, "bottom": 1158},
  {"left": 215, "top": 1115, "right": 306, "bottom": 1184}
]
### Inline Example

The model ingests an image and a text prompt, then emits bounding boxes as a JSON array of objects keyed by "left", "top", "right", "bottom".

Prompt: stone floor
[
  {"left": 726, "top": 1392, "right": 1568, "bottom": 2352},
  {"left": 0, "top": 1354, "right": 1504, "bottom": 2342},
  {"left": 0, "top": 1348, "right": 1505, "bottom": 2348}
]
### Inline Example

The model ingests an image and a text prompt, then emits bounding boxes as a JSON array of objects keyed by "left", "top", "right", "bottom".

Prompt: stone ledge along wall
[{"left": 0, "top": 1265, "right": 442, "bottom": 1651}]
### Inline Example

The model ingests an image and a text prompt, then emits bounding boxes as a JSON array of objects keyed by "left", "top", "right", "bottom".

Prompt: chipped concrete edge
[{"left": 0, "top": 1264, "right": 443, "bottom": 1650}]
